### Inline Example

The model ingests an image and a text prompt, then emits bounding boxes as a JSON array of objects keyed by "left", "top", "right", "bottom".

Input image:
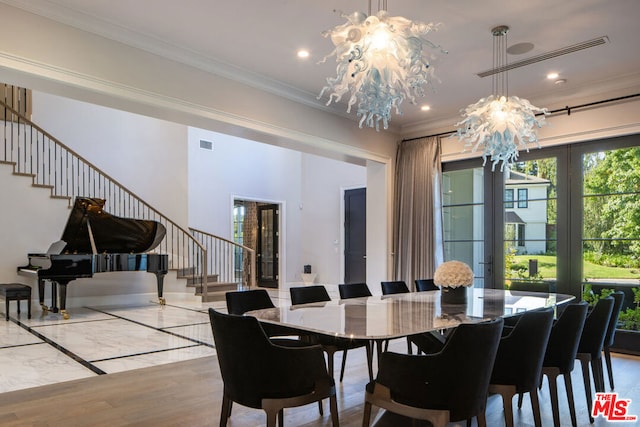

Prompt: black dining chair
[
  {"left": 577, "top": 296, "right": 614, "bottom": 423},
  {"left": 380, "top": 280, "right": 410, "bottom": 295},
  {"left": 226, "top": 289, "right": 304, "bottom": 339},
  {"left": 601, "top": 291, "right": 625, "bottom": 391},
  {"left": 289, "top": 285, "right": 374, "bottom": 382},
  {"left": 415, "top": 278, "right": 438, "bottom": 292},
  {"left": 363, "top": 318, "right": 504, "bottom": 427},
  {"left": 489, "top": 308, "right": 554, "bottom": 427},
  {"left": 208, "top": 308, "right": 339, "bottom": 427},
  {"left": 337, "top": 283, "right": 372, "bottom": 299},
  {"left": 541, "top": 302, "right": 588, "bottom": 427}
]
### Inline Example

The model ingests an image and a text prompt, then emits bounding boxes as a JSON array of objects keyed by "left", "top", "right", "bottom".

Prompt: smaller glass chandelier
[
  {"left": 318, "top": 1, "right": 445, "bottom": 131},
  {"left": 456, "top": 26, "right": 548, "bottom": 171}
]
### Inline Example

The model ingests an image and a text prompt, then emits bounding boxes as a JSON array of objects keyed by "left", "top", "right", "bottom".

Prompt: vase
[{"left": 440, "top": 286, "right": 467, "bottom": 304}]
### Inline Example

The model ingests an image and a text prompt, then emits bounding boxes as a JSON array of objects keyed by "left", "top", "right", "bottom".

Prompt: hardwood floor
[{"left": 1, "top": 340, "right": 639, "bottom": 426}]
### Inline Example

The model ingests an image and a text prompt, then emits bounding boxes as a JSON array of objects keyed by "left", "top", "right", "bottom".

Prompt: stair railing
[
  {"left": 1, "top": 96, "right": 215, "bottom": 299},
  {"left": 190, "top": 228, "right": 256, "bottom": 290}
]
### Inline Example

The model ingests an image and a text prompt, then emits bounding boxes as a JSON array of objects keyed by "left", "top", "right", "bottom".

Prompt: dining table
[{"left": 247, "top": 287, "right": 575, "bottom": 341}]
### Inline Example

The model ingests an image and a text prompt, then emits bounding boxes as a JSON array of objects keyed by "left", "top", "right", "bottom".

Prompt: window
[
  {"left": 582, "top": 145, "right": 640, "bottom": 285},
  {"left": 442, "top": 166, "right": 485, "bottom": 288},
  {"left": 443, "top": 133, "right": 639, "bottom": 297},
  {"left": 517, "top": 224, "right": 525, "bottom": 247},
  {"left": 505, "top": 189, "right": 514, "bottom": 208},
  {"left": 517, "top": 189, "right": 528, "bottom": 208}
]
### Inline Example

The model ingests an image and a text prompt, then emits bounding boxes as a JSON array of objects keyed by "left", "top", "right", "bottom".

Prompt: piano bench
[{"left": 0, "top": 283, "right": 32, "bottom": 321}]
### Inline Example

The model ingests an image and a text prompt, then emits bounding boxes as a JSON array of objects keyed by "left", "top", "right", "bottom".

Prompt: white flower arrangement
[{"left": 433, "top": 261, "right": 474, "bottom": 288}]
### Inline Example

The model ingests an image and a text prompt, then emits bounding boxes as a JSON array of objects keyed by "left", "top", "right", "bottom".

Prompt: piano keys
[{"left": 19, "top": 197, "right": 168, "bottom": 319}]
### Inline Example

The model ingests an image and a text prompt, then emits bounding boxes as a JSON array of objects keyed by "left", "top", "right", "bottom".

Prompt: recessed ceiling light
[
  {"left": 547, "top": 72, "right": 559, "bottom": 80},
  {"left": 297, "top": 49, "right": 310, "bottom": 59},
  {"left": 421, "top": 105, "right": 431, "bottom": 111},
  {"left": 555, "top": 78, "right": 567, "bottom": 85}
]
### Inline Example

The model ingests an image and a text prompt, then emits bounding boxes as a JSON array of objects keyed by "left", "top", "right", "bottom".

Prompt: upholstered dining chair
[
  {"left": 289, "top": 285, "right": 374, "bottom": 382},
  {"left": 601, "top": 291, "right": 625, "bottom": 391},
  {"left": 577, "top": 296, "right": 614, "bottom": 423},
  {"left": 226, "top": 289, "right": 304, "bottom": 339},
  {"left": 540, "top": 302, "right": 588, "bottom": 427},
  {"left": 208, "top": 308, "right": 339, "bottom": 427},
  {"left": 415, "top": 278, "right": 438, "bottom": 292},
  {"left": 363, "top": 318, "right": 504, "bottom": 427},
  {"left": 489, "top": 308, "right": 554, "bottom": 427},
  {"left": 337, "top": 283, "right": 372, "bottom": 299},
  {"left": 380, "top": 280, "right": 410, "bottom": 295}
]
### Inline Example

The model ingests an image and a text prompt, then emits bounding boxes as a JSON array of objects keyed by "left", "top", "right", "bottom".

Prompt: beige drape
[{"left": 393, "top": 136, "right": 444, "bottom": 289}]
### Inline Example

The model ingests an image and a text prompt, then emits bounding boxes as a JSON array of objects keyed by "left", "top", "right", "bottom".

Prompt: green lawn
[{"left": 511, "top": 255, "right": 640, "bottom": 280}]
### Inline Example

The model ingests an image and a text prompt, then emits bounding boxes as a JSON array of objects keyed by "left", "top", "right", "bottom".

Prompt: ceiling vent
[{"left": 477, "top": 36, "right": 609, "bottom": 78}]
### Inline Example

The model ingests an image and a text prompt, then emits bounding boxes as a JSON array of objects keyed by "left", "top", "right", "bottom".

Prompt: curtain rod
[{"left": 401, "top": 92, "right": 640, "bottom": 143}]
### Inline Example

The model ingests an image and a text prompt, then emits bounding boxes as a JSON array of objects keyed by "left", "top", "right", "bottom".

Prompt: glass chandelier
[
  {"left": 318, "top": 1, "right": 445, "bottom": 131},
  {"left": 456, "top": 26, "right": 548, "bottom": 171}
]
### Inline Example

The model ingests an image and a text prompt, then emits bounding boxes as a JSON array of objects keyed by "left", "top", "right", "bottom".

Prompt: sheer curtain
[{"left": 393, "top": 136, "right": 444, "bottom": 288}]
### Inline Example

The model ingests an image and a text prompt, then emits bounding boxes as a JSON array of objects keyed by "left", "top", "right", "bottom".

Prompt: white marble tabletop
[{"left": 248, "top": 288, "right": 575, "bottom": 340}]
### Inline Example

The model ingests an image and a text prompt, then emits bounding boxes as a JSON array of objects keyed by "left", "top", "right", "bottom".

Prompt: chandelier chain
[{"left": 369, "top": 0, "right": 388, "bottom": 15}]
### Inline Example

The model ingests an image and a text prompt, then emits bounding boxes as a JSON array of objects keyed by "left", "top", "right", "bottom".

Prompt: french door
[
  {"left": 257, "top": 204, "right": 279, "bottom": 288},
  {"left": 442, "top": 149, "right": 565, "bottom": 291}
]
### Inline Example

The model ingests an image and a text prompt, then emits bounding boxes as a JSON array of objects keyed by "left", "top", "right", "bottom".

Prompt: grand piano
[{"left": 19, "top": 197, "right": 169, "bottom": 319}]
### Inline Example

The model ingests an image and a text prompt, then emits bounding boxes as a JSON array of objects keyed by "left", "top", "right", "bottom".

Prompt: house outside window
[{"left": 505, "top": 170, "right": 550, "bottom": 255}]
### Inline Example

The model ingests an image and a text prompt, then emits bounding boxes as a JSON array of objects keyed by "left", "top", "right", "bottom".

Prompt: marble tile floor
[
  {"left": 0, "top": 286, "right": 302, "bottom": 394},
  {"left": 0, "top": 301, "right": 220, "bottom": 393}
]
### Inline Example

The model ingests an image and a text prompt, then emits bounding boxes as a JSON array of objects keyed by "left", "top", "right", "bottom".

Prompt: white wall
[
  {"left": 188, "top": 127, "right": 366, "bottom": 285},
  {"left": 0, "top": 165, "right": 69, "bottom": 281},
  {"left": 31, "top": 92, "right": 188, "bottom": 225},
  {"left": 300, "top": 155, "right": 366, "bottom": 284}
]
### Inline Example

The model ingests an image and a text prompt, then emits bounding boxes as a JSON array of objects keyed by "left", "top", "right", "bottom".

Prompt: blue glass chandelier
[
  {"left": 318, "top": 1, "right": 445, "bottom": 131},
  {"left": 456, "top": 26, "right": 548, "bottom": 171}
]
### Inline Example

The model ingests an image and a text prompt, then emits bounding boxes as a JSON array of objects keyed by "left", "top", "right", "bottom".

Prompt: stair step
[
  {"left": 183, "top": 274, "right": 219, "bottom": 286},
  {"left": 32, "top": 183, "right": 54, "bottom": 189},
  {"left": 14, "top": 172, "right": 35, "bottom": 178},
  {"left": 194, "top": 282, "right": 240, "bottom": 295},
  {"left": 199, "top": 292, "right": 228, "bottom": 303}
]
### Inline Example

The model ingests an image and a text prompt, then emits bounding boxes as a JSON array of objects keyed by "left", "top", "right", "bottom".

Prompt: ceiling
[{"left": 8, "top": 0, "right": 640, "bottom": 135}]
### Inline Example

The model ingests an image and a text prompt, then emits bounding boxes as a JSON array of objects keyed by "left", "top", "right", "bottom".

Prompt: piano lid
[{"left": 60, "top": 197, "right": 166, "bottom": 254}]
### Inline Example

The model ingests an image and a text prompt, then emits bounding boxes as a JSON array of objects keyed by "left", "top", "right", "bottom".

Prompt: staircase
[{"left": 1, "top": 86, "right": 255, "bottom": 301}]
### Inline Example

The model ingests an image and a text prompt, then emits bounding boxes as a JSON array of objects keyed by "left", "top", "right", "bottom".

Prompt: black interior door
[
  {"left": 257, "top": 204, "right": 279, "bottom": 288},
  {"left": 344, "top": 188, "right": 366, "bottom": 284}
]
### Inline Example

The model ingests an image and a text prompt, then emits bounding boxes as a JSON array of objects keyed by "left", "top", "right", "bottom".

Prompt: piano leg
[
  {"left": 38, "top": 278, "right": 49, "bottom": 313},
  {"left": 156, "top": 272, "right": 166, "bottom": 305},
  {"left": 58, "top": 282, "right": 70, "bottom": 320},
  {"left": 51, "top": 281, "right": 59, "bottom": 313}
]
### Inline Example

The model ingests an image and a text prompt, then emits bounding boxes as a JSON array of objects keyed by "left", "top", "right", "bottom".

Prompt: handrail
[
  {"left": 1, "top": 96, "right": 216, "bottom": 298},
  {"left": 190, "top": 227, "right": 256, "bottom": 288}
]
